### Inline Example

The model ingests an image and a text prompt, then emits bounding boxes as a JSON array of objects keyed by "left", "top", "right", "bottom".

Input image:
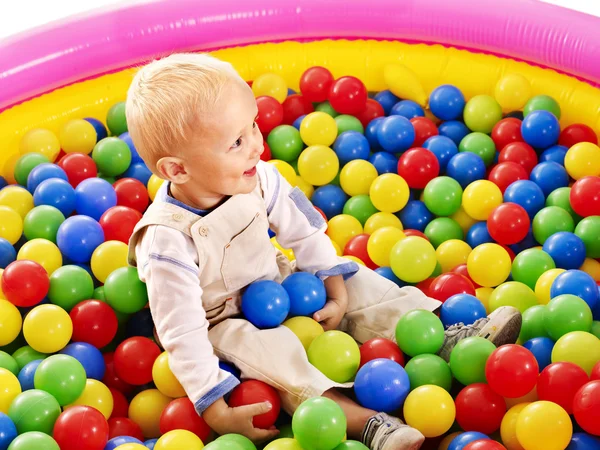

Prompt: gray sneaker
[
  {"left": 437, "top": 306, "right": 522, "bottom": 362},
  {"left": 362, "top": 413, "right": 425, "bottom": 450}
]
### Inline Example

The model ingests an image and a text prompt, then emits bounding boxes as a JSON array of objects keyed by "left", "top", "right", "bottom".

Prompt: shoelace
[{"left": 361, "top": 413, "right": 402, "bottom": 450}]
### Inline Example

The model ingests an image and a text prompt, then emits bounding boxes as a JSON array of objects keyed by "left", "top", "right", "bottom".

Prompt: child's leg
[{"left": 322, "top": 388, "right": 375, "bottom": 438}]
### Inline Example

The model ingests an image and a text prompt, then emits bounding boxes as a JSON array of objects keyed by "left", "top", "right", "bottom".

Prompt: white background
[{"left": 0, "top": 0, "right": 598, "bottom": 41}]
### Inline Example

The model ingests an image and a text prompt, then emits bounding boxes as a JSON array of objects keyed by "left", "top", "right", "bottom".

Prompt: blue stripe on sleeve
[
  {"left": 315, "top": 261, "right": 360, "bottom": 280},
  {"left": 147, "top": 253, "right": 199, "bottom": 276},
  {"left": 194, "top": 375, "right": 241, "bottom": 414}
]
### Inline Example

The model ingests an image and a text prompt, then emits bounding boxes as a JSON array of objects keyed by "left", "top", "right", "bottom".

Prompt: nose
[{"left": 250, "top": 132, "right": 264, "bottom": 158}]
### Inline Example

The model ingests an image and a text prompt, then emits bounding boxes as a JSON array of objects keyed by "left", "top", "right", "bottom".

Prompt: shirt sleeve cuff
[
  {"left": 315, "top": 261, "right": 360, "bottom": 280},
  {"left": 194, "top": 374, "right": 240, "bottom": 415}
]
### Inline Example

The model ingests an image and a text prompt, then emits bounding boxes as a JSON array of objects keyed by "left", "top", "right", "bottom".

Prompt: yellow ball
[
  {"left": 467, "top": 243, "right": 511, "bottom": 287},
  {"left": 23, "top": 304, "right": 72, "bottom": 353},
  {"left": 129, "top": 389, "right": 172, "bottom": 438},
  {"left": 300, "top": 112, "right": 338, "bottom": 147},
  {"left": 516, "top": 401, "right": 572, "bottom": 450},
  {"left": 369, "top": 174, "right": 410, "bottom": 213},
  {"left": 403, "top": 385, "right": 455, "bottom": 438},
  {"left": 344, "top": 255, "right": 365, "bottom": 266},
  {"left": 91, "top": 240, "right": 129, "bottom": 283},
  {"left": 147, "top": 175, "right": 165, "bottom": 201},
  {"left": 19, "top": 128, "right": 61, "bottom": 162},
  {"left": 283, "top": 316, "right": 324, "bottom": 352},
  {"left": 59, "top": 119, "right": 97, "bottom": 154},
  {"left": 551, "top": 331, "right": 600, "bottom": 376},
  {"left": 534, "top": 268, "right": 566, "bottom": 305},
  {"left": 505, "top": 385, "right": 538, "bottom": 409},
  {"left": 0, "top": 368, "right": 21, "bottom": 414},
  {"left": 264, "top": 438, "right": 303, "bottom": 450},
  {"left": 17, "top": 238, "right": 62, "bottom": 275},
  {"left": 0, "top": 186, "right": 34, "bottom": 219},
  {"left": 389, "top": 236, "right": 437, "bottom": 283},
  {"left": 367, "top": 226, "right": 406, "bottom": 267},
  {"left": 364, "top": 212, "right": 403, "bottom": 234},
  {"left": 326, "top": 214, "right": 363, "bottom": 250},
  {"left": 462, "top": 180, "right": 503, "bottom": 221},
  {"left": 0, "top": 269, "right": 5, "bottom": 300},
  {"left": 155, "top": 429, "right": 204, "bottom": 450},
  {"left": 269, "top": 160, "right": 297, "bottom": 186},
  {"left": 475, "top": 287, "right": 494, "bottom": 314},
  {"left": 271, "top": 237, "right": 295, "bottom": 261},
  {"left": 564, "top": 142, "right": 600, "bottom": 180},
  {"left": 330, "top": 239, "right": 342, "bottom": 256},
  {"left": 436, "top": 239, "right": 472, "bottom": 273},
  {"left": 0, "top": 206, "right": 23, "bottom": 245},
  {"left": 494, "top": 73, "right": 532, "bottom": 112},
  {"left": 0, "top": 299, "right": 21, "bottom": 347},
  {"left": 340, "top": 160, "right": 378, "bottom": 196},
  {"left": 66, "top": 379, "right": 113, "bottom": 420},
  {"left": 115, "top": 445, "right": 148, "bottom": 450},
  {"left": 489, "top": 282, "right": 539, "bottom": 314},
  {"left": 153, "top": 352, "right": 186, "bottom": 398},
  {"left": 295, "top": 176, "right": 315, "bottom": 199},
  {"left": 580, "top": 257, "right": 600, "bottom": 281},
  {"left": 298, "top": 145, "right": 340, "bottom": 186},
  {"left": 500, "top": 403, "right": 530, "bottom": 450},
  {"left": 252, "top": 73, "right": 288, "bottom": 103},
  {"left": 450, "top": 206, "right": 478, "bottom": 235},
  {"left": 438, "top": 432, "right": 462, "bottom": 450}
]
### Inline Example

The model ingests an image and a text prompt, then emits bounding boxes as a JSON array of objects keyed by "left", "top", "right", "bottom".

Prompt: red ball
[
  {"left": 256, "top": 96, "right": 284, "bottom": 134},
  {"left": 359, "top": 338, "right": 405, "bottom": 368},
  {"left": 57, "top": 153, "right": 98, "bottom": 187},
  {"left": 109, "top": 388, "right": 130, "bottom": 419},
  {"left": 491, "top": 118, "right": 522, "bottom": 151},
  {"left": 485, "top": 344, "right": 539, "bottom": 398},
  {"left": 397, "top": 148, "right": 440, "bottom": 189},
  {"left": 328, "top": 76, "right": 368, "bottom": 115},
  {"left": 428, "top": 273, "right": 476, "bottom": 302},
  {"left": 1, "top": 260, "right": 49, "bottom": 307},
  {"left": 282, "top": 94, "right": 314, "bottom": 125},
  {"left": 570, "top": 176, "right": 600, "bottom": 217},
  {"left": 99, "top": 206, "right": 143, "bottom": 244},
  {"left": 500, "top": 244, "right": 516, "bottom": 261},
  {"left": 559, "top": 123, "right": 598, "bottom": 148},
  {"left": 102, "top": 352, "right": 133, "bottom": 395},
  {"left": 455, "top": 383, "right": 507, "bottom": 434},
  {"left": 487, "top": 203, "right": 530, "bottom": 245},
  {"left": 498, "top": 142, "right": 538, "bottom": 174},
  {"left": 108, "top": 417, "right": 144, "bottom": 441},
  {"left": 114, "top": 337, "right": 161, "bottom": 386},
  {"left": 410, "top": 117, "right": 439, "bottom": 148},
  {"left": 592, "top": 361, "right": 600, "bottom": 381},
  {"left": 355, "top": 99, "right": 385, "bottom": 128},
  {"left": 451, "top": 264, "right": 480, "bottom": 288},
  {"left": 537, "top": 362, "right": 589, "bottom": 414},
  {"left": 573, "top": 380, "right": 600, "bottom": 435},
  {"left": 228, "top": 380, "right": 281, "bottom": 429},
  {"left": 70, "top": 300, "right": 118, "bottom": 349},
  {"left": 416, "top": 277, "right": 436, "bottom": 297},
  {"left": 160, "top": 397, "right": 211, "bottom": 441},
  {"left": 299, "top": 66, "right": 334, "bottom": 103},
  {"left": 261, "top": 141, "right": 272, "bottom": 162},
  {"left": 464, "top": 440, "right": 507, "bottom": 450},
  {"left": 53, "top": 406, "right": 109, "bottom": 450},
  {"left": 403, "top": 229, "right": 428, "bottom": 240},
  {"left": 344, "top": 234, "right": 377, "bottom": 270},
  {"left": 487, "top": 161, "right": 528, "bottom": 193},
  {"left": 113, "top": 178, "right": 149, "bottom": 214}
]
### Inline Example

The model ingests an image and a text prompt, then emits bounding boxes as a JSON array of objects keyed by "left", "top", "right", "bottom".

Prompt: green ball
[
  {"left": 334, "top": 441, "right": 369, "bottom": 450},
  {"left": 92, "top": 137, "right": 131, "bottom": 176},
  {"left": 423, "top": 176, "right": 463, "bottom": 216},
  {"left": 7, "top": 432, "right": 60, "bottom": 450},
  {"left": 277, "top": 424, "right": 295, "bottom": 439},
  {"left": 343, "top": 195, "right": 378, "bottom": 226},
  {"left": 307, "top": 331, "right": 360, "bottom": 383},
  {"left": 575, "top": 216, "right": 600, "bottom": 258},
  {"left": 544, "top": 294, "right": 593, "bottom": 341},
  {"left": 292, "top": 397, "right": 346, "bottom": 450},
  {"left": 511, "top": 249, "right": 556, "bottom": 290},
  {"left": 33, "top": 354, "right": 86, "bottom": 406},
  {"left": 23, "top": 206, "right": 65, "bottom": 243},
  {"left": 431, "top": 261, "right": 443, "bottom": 278},
  {"left": 335, "top": 115, "right": 364, "bottom": 134},
  {"left": 546, "top": 187, "right": 581, "bottom": 223},
  {"left": 97, "top": 173, "right": 117, "bottom": 184},
  {"left": 489, "top": 281, "right": 539, "bottom": 314},
  {"left": 216, "top": 434, "right": 257, "bottom": 450},
  {"left": 463, "top": 95, "right": 503, "bottom": 134},
  {"left": 0, "top": 350, "right": 19, "bottom": 375},
  {"left": 8, "top": 389, "right": 61, "bottom": 434},
  {"left": 404, "top": 354, "right": 452, "bottom": 391},
  {"left": 519, "top": 305, "right": 551, "bottom": 342},
  {"left": 94, "top": 287, "right": 131, "bottom": 325},
  {"left": 106, "top": 101, "right": 128, "bottom": 135},
  {"left": 204, "top": 441, "right": 245, "bottom": 450},
  {"left": 14, "top": 153, "right": 50, "bottom": 187},
  {"left": 449, "top": 336, "right": 496, "bottom": 385},
  {"left": 267, "top": 126, "right": 304, "bottom": 162},
  {"left": 290, "top": 158, "right": 300, "bottom": 175},
  {"left": 524, "top": 95, "right": 561, "bottom": 119},
  {"left": 592, "top": 321, "right": 600, "bottom": 339},
  {"left": 315, "top": 101, "right": 339, "bottom": 117},
  {"left": 424, "top": 217, "right": 464, "bottom": 248},
  {"left": 459, "top": 132, "right": 497, "bottom": 166},
  {"left": 532, "top": 206, "right": 575, "bottom": 244},
  {"left": 330, "top": 171, "right": 341, "bottom": 187},
  {"left": 48, "top": 265, "right": 94, "bottom": 311},
  {"left": 395, "top": 309, "right": 445, "bottom": 356},
  {"left": 12, "top": 346, "right": 47, "bottom": 370},
  {"left": 0, "top": 332, "right": 26, "bottom": 356},
  {"left": 104, "top": 266, "right": 149, "bottom": 314}
]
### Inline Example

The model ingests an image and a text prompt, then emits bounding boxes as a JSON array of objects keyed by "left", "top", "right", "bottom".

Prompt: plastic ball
[
  {"left": 374, "top": 90, "right": 400, "bottom": 115},
  {"left": 530, "top": 161, "right": 569, "bottom": 198},
  {"left": 315, "top": 101, "right": 338, "bottom": 117},
  {"left": 48, "top": 265, "right": 94, "bottom": 311},
  {"left": 264, "top": 126, "right": 302, "bottom": 163},
  {"left": 34, "top": 354, "right": 86, "bottom": 406},
  {"left": 57, "top": 153, "right": 98, "bottom": 188},
  {"left": 359, "top": 337, "right": 404, "bottom": 368},
  {"left": 449, "top": 337, "right": 497, "bottom": 386},
  {"left": 354, "top": 359, "right": 409, "bottom": 412},
  {"left": 510, "top": 248, "right": 555, "bottom": 291},
  {"left": 369, "top": 174, "right": 409, "bottom": 213},
  {"left": 108, "top": 417, "right": 143, "bottom": 441},
  {"left": 488, "top": 281, "right": 538, "bottom": 314},
  {"left": 17, "top": 238, "right": 62, "bottom": 275},
  {"left": 532, "top": 206, "right": 574, "bottom": 245},
  {"left": 0, "top": 207, "right": 22, "bottom": 245},
  {"left": 441, "top": 294, "right": 486, "bottom": 328},
  {"left": 99, "top": 206, "right": 142, "bottom": 244},
  {"left": 463, "top": 95, "right": 502, "bottom": 134},
  {"left": 552, "top": 331, "right": 600, "bottom": 376},
  {"left": 0, "top": 300, "right": 21, "bottom": 347},
  {"left": 429, "top": 85, "right": 465, "bottom": 121},
  {"left": 422, "top": 177, "right": 462, "bottom": 217},
  {"left": 524, "top": 95, "right": 561, "bottom": 119},
  {"left": 537, "top": 362, "right": 589, "bottom": 415},
  {"left": 229, "top": 380, "right": 281, "bottom": 429},
  {"left": 59, "top": 342, "right": 106, "bottom": 381},
  {"left": 280, "top": 272, "right": 326, "bottom": 318},
  {"left": 411, "top": 117, "right": 439, "bottom": 147},
  {"left": 376, "top": 116, "right": 415, "bottom": 153},
  {"left": 0, "top": 412, "right": 17, "bottom": 450},
  {"left": 91, "top": 138, "right": 131, "bottom": 177},
  {"left": 1, "top": 260, "right": 49, "bottom": 307},
  {"left": 106, "top": 102, "right": 127, "bottom": 136},
  {"left": 403, "top": 385, "right": 455, "bottom": 438},
  {"left": 486, "top": 203, "right": 530, "bottom": 245},
  {"left": 355, "top": 99, "right": 385, "bottom": 128},
  {"left": 282, "top": 95, "right": 314, "bottom": 126},
  {"left": 23, "top": 304, "right": 72, "bottom": 353},
  {"left": 397, "top": 201, "right": 433, "bottom": 232},
  {"left": 159, "top": 398, "right": 211, "bottom": 441},
  {"left": 75, "top": 178, "right": 117, "bottom": 220},
  {"left": 299, "top": 112, "right": 338, "bottom": 147},
  {"left": 343, "top": 195, "right": 377, "bottom": 226},
  {"left": 328, "top": 76, "right": 367, "bottom": 115},
  {"left": 540, "top": 144, "right": 568, "bottom": 166},
  {"left": 572, "top": 380, "right": 600, "bottom": 436},
  {"left": 307, "top": 331, "right": 360, "bottom": 383},
  {"left": 25, "top": 164, "right": 67, "bottom": 197},
  {"left": 546, "top": 187, "right": 579, "bottom": 222},
  {"left": 252, "top": 73, "right": 287, "bottom": 103},
  {"left": 147, "top": 175, "right": 164, "bottom": 202},
  {"left": 113, "top": 178, "right": 149, "bottom": 214},
  {"left": 14, "top": 153, "right": 50, "bottom": 187},
  {"left": 423, "top": 135, "right": 459, "bottom": 172},
  {"left": 255, "top": 96, "right": 284, "bottom": 135},
  {"left": 551, "top": 270, "right": 599, "bottom": 310},
  {"left": 503, "top": 180, "right": 545, "bottom": 221},
  {"left": 0, "top": 239, "right": 16, "bottom": 270},
  {"left": 368, "top": 152, "right": 398, "bottom": 175},
  {"left": 282, "top": 316, "right": 324, "bottom": 352},
  {"left": 296, "top": 145, "right": 339, "bottom": 186},
  {"left": 435, "top": 239, "right": 471, "bottom": 273},
  {"left": 213, "top": 434, "right": 256, "bottom": 450},
  {"left": 567, "top": 433, "right": 600, "bottom": 450},
  {"left": 364, "top": 212, "right": 402, "bottom": 235},
  {"left": 19, "top": 129, "right": 61, "bottom": 162},
  {"left": 66, "top": 379, "right": 113, "bottom": 421},
  {"left": 404, "top": 353, "right": 452, "bottom": 391},
  {"left": 241, "top": 280, "right": 290, "bottom": 329},
  {"left": 455, "top": 383, "right": 506, "bottom": 434},
  {"left": 58, "top": 120, "right": 97, "bottom": 155},
  {"left": 485, "top": 345, "right": 539, "bottom": 398},
  {"left": 114, "top": 337, "right": 161, "bottom": 386},
  {"left": 8, "top": 389, "right": 61, "bottom": 434},
  {"left": 523, "top": 337, "right": 554, "bottom": 371},
  {"left": 540, "top": 232, "right": 585, "bottom": 270},
  {"left": 395, "top": 309, "right": 444, "bottom": 357},
  {"left": 90, "top": 240, "right": 128, "bottom": 284},
  {"left": 154, "top": 430, "right": 204, "bottom": 450},
  {"left": 459, "top": 133, "right": 496, "bottom": 167},
  {"left": 326, "top": 214, "right": 363, "bottom": 250},
  {"left": 390, "top": 100, "right": 424, "bottom": 119},
  {"left": 575, "top": 216, "right": 600, "bottom": 258},
  {"left": 23, "top": 205, "right": 65, "bottom": 243},
  {"left": 6, "top": 432, "right": 60, "bottom": 450},
  {"left": 488, "top": 162, "right": 528, "bottom": 194},
  {"left": 292, "top": 397, "right": 346, "bottom": 450},
  {"left": 446, "top": 152, "right": 486, "bottom": 189},
  {"left": 467, "top": 243, "right": 511, "bottom": 287},
  {"left": 104, "top": 266, "right": 148, "bottom": 314},
  {"left": 438, "top": 121, "right": 470, "bottom": 148},
  {"left": 11, "top": 348, "right": 45, "bottom": 373},
  {"left": 462, "top": 180, "right": 503, "bottom": 221},
  {"left": 396, "top": 148, "right": 438, "bottom": 189},
  {"left": 389, "top": 236, "right": 437, "bottom": 283},
  {"left": 516, "top": 401, "right": 572, "bottom": 450},
  {"left": 494, "top": 73, "right": 531, "bottom": 111},
  {"left": 570, "top": 176, "right": 600, "bottom": 218},
  {"left": 563, "top": 142, "right": 600, "bottom": 180},
  {"left": 0, "top": 368, "right": 21, "bottom": 414},
  {"left": 423, "top": 217, "right": 463, "bottom": 248}
]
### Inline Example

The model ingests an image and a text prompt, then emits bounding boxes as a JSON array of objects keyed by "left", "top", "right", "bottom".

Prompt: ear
[{"left": 156, "top": 157, "right": 191, "bottom": 184}]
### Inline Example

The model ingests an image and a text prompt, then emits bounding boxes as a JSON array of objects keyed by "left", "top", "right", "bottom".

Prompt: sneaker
[
  {"left": 437, "top": 306, "right": 522, "bottom": 362},
  {"left": 362, "top": 412, "right": 425, "bottom": 450}
]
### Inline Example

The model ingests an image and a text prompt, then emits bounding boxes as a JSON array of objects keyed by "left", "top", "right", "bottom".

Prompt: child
[{"left": 125, "top": 53, "right": 522, "bottom": 450}]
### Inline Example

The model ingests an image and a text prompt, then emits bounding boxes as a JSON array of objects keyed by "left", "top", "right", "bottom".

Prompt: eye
[{"left": 231, "top": 137, "right": 242, "bottom": 149}]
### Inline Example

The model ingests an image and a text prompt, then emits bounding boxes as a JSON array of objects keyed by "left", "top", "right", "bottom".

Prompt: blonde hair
[{"left": 125, "top": 53, "right": 239, "bottom": 173}]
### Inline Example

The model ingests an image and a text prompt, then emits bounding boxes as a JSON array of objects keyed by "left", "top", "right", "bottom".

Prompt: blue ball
[
  {"left": 375, "top": 267, "right": 409, "bottom": 287},
  {"left": 448, "top": 432, "right": 490, "bottom": 450},
  {"left": 105, "top": 436, "right": 144, "bottom": 450},
  {"left": 446, "top": 152, "right": 486, "bottom": 188},
  {"left": 125, "top": 309, "right": 155, "bottom": 338},
  {"left": 333, "top": 131, "right": 370, "bottom": 165},
  {"left": 354, "top": 359, "right": 410, "bottom": 412},
  {"left": 521, "top": 110, "right": 560, "bottom": 149},
  {"left": 441, "top": 294, "right": 487, "bottom": 328},
  {"left": 122, "top": 161, "right": 152, "bottom": 186},
  {"left": 144, "top": 439, "right": 158, "bottom": 449},
  {"left": 57, "top": 215, "right": 105, "bottom": 263},
  {"left": 422, "top": 136, "right": 459, "bottom": 172},
  {"left": 84, "top": 117, "right": 108, "bottom": 141},
  {"left": 530, "top": 161, "right": 569, "bottom": 197},
  {"left": 373, "top": 90, "right": 400, "bottom": 115},
  {"left": 390, "top": 100, "right": 425, "bottom": 119},
  {"left": 466, "top": 222, "right": 494, "bottom": 248},
  {"left": 26, "top": 163, "right": 68, "bottom": 193},
  {"left": 0, "top": 238, "right": 16, "bottom": 269},
  {"left": 540, "top": 145, "right": 568, "bottom": 165},
  {"left": 33, "top": 178, "right": 76, "bottom": 217},
  {"left": 509, "top": 228, "right": 537, "bottom": 255},
  {"left": 0, "top": 412, "right": 17, "bottom": 450},
  {"left": 542, "top": 232, "right": 586, "bottom": 270},
  {"left": 397, "top": 201, "right": 433, "bottom": 232},
  {"left": 60, "top": 342, "right": 106, "bottom": 380},
  {"left": 219, "top": 361, "right": 241, "bottom": 380},
  {"left": 504, "top": 180, "right": 546, "bottom": 219},
  {"left": 523, "top": 337, "right": 554, "bottom": 371},
  {"left": 17, "top": 359, "right": 43, "bottom": 391},
  {"left": 429, "top": 85, "right": 465, "bottom": 121},
  {"left": 369, "top": 152, "right": 398, "bottom": 175},
  {"left": 75, "top": 177, "right": 117, "bottom": 220},
  {"left": 567, "top": 432, "right": 600, "bottom": 450},
  {"left": 438, "top": 120, "right": 470, "bottom": 146},
  {"left": 119, "top": 132, "right": 142, "bottom": 163},
  {"left": 241, "top": 280, "right": 290, "bottom": 329},
  {"left": 365, "top": 117, "right": 385, "bottom": 150},
  {"left": 0, "top": 178, "right": 7, "bottom": 190},
  {"left": 293, "top": 114, "right": 306, "bottom": 130},
  {"left": 551, "top": 270, "right": 599, "bottom": 310},
  {"left": 377, "top": 116, "right": 415, "bottom": 153},
  {"left": 281, "top": 272, "right": 326, "bottom": 317},
  {"left": 311, "top": 185, "right": 348, "bottom": 219}
]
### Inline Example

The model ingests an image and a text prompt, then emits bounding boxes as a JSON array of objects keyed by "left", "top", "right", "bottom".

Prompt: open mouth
[{"left": 243, "top": 166, "right": 257, "bottom": 176}]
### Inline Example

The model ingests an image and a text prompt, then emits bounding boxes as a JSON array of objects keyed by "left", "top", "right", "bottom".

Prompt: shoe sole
[
  {"left": 477, "top": 307, "right": 522, "bottom": 347},
  {"left": 381, "top": 428, "right": 425, "bottom": 450}
]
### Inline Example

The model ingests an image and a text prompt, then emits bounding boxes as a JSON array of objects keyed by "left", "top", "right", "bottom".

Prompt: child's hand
[{"left": 314, "top": 275, "right": 348, "bottom": 331}]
